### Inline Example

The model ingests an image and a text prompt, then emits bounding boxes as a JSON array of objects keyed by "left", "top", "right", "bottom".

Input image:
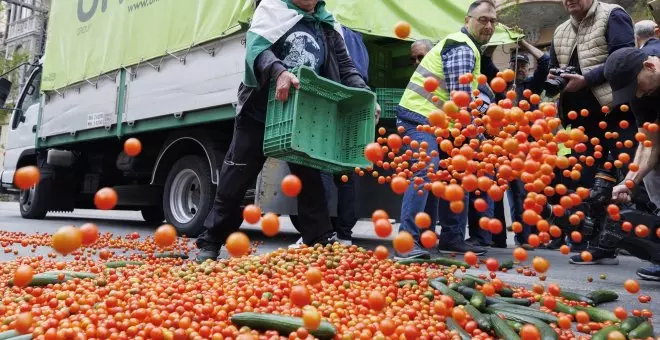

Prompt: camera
[{"left": 544, "top": 66, "right": 577, "bottom": 97}]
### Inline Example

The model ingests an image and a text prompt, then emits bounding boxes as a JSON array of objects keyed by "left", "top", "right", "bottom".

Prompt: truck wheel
[
  {"left": 141, "top": 206, "right": 165, "bottom": 225},
  {"left": 19, "top": 179, "right": 50, "bottom": 219},
  {"left": 163, "top": 155, "right": 213, "bottom": 237}
]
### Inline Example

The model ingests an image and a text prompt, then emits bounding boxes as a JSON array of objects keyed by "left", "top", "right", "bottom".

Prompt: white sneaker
[
  {"left": 337, "top": 238, "right": 352, "bottom": 246},
  {"left": 288, "top": 237, "right": 304, "bottom": 249}
]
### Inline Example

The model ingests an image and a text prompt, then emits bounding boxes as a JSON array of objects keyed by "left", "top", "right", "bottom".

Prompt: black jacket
[{"left": 236, "top": 26, "right": 369, "bottom": 122}]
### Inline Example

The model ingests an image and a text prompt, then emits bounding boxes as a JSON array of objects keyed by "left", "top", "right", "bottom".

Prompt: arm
[
  {"left": 548, "top": 42, "right": 559, "bottom": 70},
  {"left": 519, "top": 39, "right": 544, "bottom": 60},
  {"left": 254, "top": 49, "right": 287, "bottom": 88},
  {"left": 612, "top": 99, "right": 660, "bottom": 202},
  {"left": 330, "top": 30, "right": 369, "bottom": 90},
  {"left": 255, "top": 49, "right": 300, "bottom": 102},
  {"left": 583, "top": 9, "right": 635, "bottom": 87},
  {"left": 442, "top": 45, "right": 489, "bottom": 113},
  {"left": 529, "top": 54, "right": 551, "bottom": 94}
]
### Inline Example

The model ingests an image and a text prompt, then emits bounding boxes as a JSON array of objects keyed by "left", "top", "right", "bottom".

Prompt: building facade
[{"left": 0, "top": 0, "right": 49, "bottom": 170}]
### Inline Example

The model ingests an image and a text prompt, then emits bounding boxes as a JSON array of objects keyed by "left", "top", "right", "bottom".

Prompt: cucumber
[
  {"left": 428, "top": 280, "right": 467, "bottom": 305},
  {"left": 486, "top": 309, "right": 558, "bottom": 340},
  {"left": 487, "top": 304, "right": 558, "bottom": 324},
  {"left": 455, "top": 286, "right": 531, "bottom": 306},
  {"left": 105, "top": 261, "right": 144, "bottom": 268},
  {"left": 42, "top": 271, "right": 96, "bottom": 279},
  {"left": 620, "top": 316, "right": 647, "bottom": 333},
  {"left": 586, "top": 290, "right": 618, "bottom": 305},
  {"left": 573, "top": 305, "right": 620, "bottom": 323},
  {"left": 446, "top": 317, "right": 471, "bottom": 340},
  {"left": 396, "top": 257, "right": 470, "bottom": 268},
  {"left": 153, "top": 252, "right": 189, "bottom": 259},
  {"left": 464, "top": 304, "right": 491, "bottom": 331},
  {"left": 494, "top": 296, "right": 533, "bottom": 306},
  {"left": 9, "top": 273, "right": 74, "bottom": 287},
  {"left": 628, "top": 321, "right": 653, "bottom": 339},
  {"left": 433, "top": 276, "right": 448, "bottom": 285},
  {"left": 591, "top": 325, "right": 623, "bottom": 340},
  {"left": 499, "top": 259, "right": 514, "bottom": 270},
  {"left": 506, "top": 320, "right": 523, "bottom": 332},
  {"left": 0, "top": 330, "right": 19, "bottom": 340},
  {"left": 458, "top": 278, "right": 476, "bottom": 288},
  {"left": 6, "top": 335, "right": 32, "bottom": 340},
  {"left": 489, "top": 314, "right": 521, "bottom": 340},
  {"left": 462, "top": 274, "right": 514, "bottom": 297},
  {"left": 230, "top": 312, "right": 336, "bottom": 339},
  {"left": 398, "top": 280, "right": 418, "bottom": 287},
  {"left": 549, "top": 301, "right": 577, "bottom": 315},
  {"left": 560, "top": 290, "right": 594, "bottom": 305},
  {"left": 470, "top": 290, "right": 487, "bottom": 310}
]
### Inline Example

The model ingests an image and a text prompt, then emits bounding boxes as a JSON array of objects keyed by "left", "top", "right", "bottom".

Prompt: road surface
[{"left": 0, "top": 201, "right": 657, "bottom": 330}]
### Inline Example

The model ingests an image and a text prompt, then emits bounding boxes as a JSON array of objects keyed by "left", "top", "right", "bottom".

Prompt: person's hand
[
  {"left": 375, "top": 103, "right": 381, "bottom": 124},
  {"left": 612, "top": 183, "right": 632, "bottom": 203},
  {"left": 276, "top": 71, "right": 300, "bottom": 102},
  {"left": 560, "top": 73, "right": 587, "bottom": 92}
]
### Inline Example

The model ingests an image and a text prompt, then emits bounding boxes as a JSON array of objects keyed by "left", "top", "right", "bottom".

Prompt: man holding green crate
[{"left": 195, "top": 0, "right": 378, "bottom": 262}]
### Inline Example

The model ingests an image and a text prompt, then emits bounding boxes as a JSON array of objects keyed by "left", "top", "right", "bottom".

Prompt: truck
[{"left": 0, "top": 0, "right": 519, "bottom": 236}]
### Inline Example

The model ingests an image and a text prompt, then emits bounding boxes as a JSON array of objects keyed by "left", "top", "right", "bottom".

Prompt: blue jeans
[
  {"left": 468, "top": 191, "right": 494, "bottom": 244},
  {"left": 396, "top": 114, "right": 466, "bottom": 245},
  {"left": 507, "top": 179, "right": 535, "bottom": 245}
]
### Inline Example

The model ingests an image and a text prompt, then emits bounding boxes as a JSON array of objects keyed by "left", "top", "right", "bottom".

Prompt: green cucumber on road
[
  {"left": 464, "top": 304, "right": 491, "bottom": 331},
  {"left": 547, "top": 300, "right": 577, "bottom": 315},
  {"left": 591, "top": 325, "right": 623, "bottom": 340},
  {"left": 6, "top": 335, "right": 32, "bottom": 340},
  {"left": 428, "top": 280, "right": 467, "bottom": 305},
  {"left": 462, "top": 274, "right": 514, "bottom": 297},
  {"left": 573, "top": 305, "right": 620, "bottom": 323},
  {"left": 586, "top": 290, "right": 618, "bottom": 305},
  {"left": 446, "top": 317, "right": 471, "bottom": 340},
  {"left": 499, "top": 259, "right": 514, "bottom": 270},
  {"left": 506, "top": 320, "right": 523, "bottom": 332},
  {"left": 487, "top": 304, "right": 558, "bottom": 323},
  {"left": 490, "top": 314, "right": 521, "bottom": 340},
  {"left": 105, "top": 261, "right": 144, "bottom": 268},
  {"left": 560, "top": 290, "right": 594, "bottom": 304},
  {"left": 41, "top": 271, "right": 96, "bottom": 279},
  {"left": 0, "top": 330, "right": 19, "bottom": 340},
  {"left": 620, "top": 316, "right": 647, "bottom": 333},
  {"left": 231, "top": 312, "right": 336, "bottom": 339},
  {"left": 470, "top": 290, "right": 486, "bottom": 310},
  {"left": 456, "top": 287, "right": 531, "bottom": 306},
  {"left": 486, "top": 309, "right": 558, "bottom": 340},
  {"left": 152, "top": 252, "right": 189, "bottom": 259},
  {"left": 396, "top": 257, "right": 470, "bottom": 268},
  {"left": 9, "top": 273, "right": 74, "bottom": 287},
  {"left": 398, "top": 280, "right": 418, "bottom": 287},
  {"left": 628, "top": 321, "right": 654, "bottom": 339}
]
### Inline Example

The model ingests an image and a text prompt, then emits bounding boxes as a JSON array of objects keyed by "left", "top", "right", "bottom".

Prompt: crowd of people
[{"left": 196, "top": 0, "right": 660, "bottom": 282}]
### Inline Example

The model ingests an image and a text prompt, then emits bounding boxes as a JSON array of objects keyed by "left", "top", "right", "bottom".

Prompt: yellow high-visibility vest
[{"left": 399, "top": 31, "right": 481, "bottom": 118}]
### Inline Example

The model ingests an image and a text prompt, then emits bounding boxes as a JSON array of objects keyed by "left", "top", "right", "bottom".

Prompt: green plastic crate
[
  {"left": 376, "top": 88, "right": 405, "bottom": 120},
  {"left": 263, "top": 66, "right": 376, "bottom": 173}
]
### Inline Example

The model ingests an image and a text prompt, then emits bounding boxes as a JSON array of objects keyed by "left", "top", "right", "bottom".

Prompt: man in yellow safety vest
[{"left": 394, "top": 0, "right": 498, "bottom": 259}]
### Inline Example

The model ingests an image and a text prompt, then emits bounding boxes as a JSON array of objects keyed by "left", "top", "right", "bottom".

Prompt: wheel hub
[
  {"left": 169, "top": 169, "right": 201, "bottom": 224},
  {"left": 20, "top": 186, "right": 35, "bottom": 211}
]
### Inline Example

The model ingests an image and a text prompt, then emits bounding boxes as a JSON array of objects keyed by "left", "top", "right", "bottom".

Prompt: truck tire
[
  {"left": 162, "top": 155, "right": 213, "bottom": 237},
  {"left": 141, "top": 206, "right": 165, "bottom": 225},
  {"left": 19, "top": 179, "right": 50, "bottom": 219}
]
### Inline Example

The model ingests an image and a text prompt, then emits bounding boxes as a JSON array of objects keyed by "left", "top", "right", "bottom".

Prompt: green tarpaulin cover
[{"left": 42, "top": 0, "right": 522, "bottom": 91}]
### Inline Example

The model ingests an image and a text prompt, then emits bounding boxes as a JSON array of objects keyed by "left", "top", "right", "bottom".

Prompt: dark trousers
[
  {"left": 290, "top": 172, "right": 358, "bottom": 240},
  {"left": 564, "top": 109, "right": 637, "bottom": 190},
  {"left": 196, "top": 114, "right": 333, "bottom": 249}
]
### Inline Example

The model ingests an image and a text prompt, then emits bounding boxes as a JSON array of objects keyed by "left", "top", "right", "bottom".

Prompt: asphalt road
[{"left": 0, "top": 201, "right": 658, "bottom": 331}]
